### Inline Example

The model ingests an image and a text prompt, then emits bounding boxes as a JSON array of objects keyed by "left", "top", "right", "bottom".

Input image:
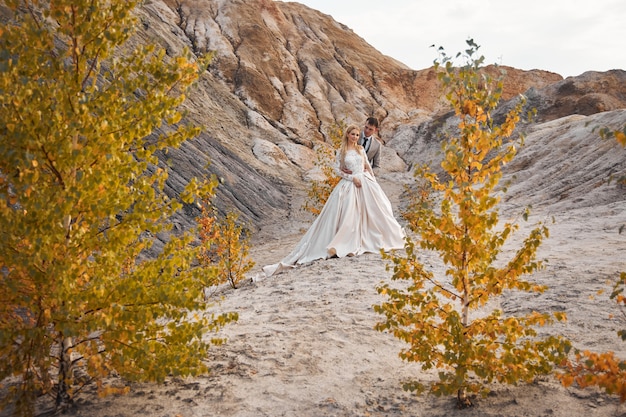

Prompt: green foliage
[
  {"left": 0, "top": 2, "right": 236, "bottom": 415},
  {"left": 197, "top": 198, "right": 255, "bottom": 290},
  {"left": 301, "top": 121, "right": 346, "bottom": 215},
  {"left": 374, "top": 39, "right": 570, "bottom": 407},
  {"left": 599, "top": 125, "right": 626, "bottom": 148}
]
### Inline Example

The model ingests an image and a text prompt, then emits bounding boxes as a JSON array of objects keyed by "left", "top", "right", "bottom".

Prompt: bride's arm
[
  {"left": 334, "top": 151, "right": 362, "bottom": 187},
  {"left": 333, "top": 151, "right": 353, "bottom": 181}
]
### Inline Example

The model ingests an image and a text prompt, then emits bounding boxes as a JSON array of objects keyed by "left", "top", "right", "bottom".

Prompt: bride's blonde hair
[{"left": 339, "top": 124, "right": 360, "bottom": 171}]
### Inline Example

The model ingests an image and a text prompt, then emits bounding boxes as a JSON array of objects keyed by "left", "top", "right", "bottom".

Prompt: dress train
[{"left": 262, "top": 149, "right": 404, "bottom": 277}]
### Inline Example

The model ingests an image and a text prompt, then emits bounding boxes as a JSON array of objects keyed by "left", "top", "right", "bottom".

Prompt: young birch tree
[
  {"left": 0, "top": 1, "right": 237, "bottom": 415},
  {"left": 374, "top": 40, "right": 570, "bottom": 407}
]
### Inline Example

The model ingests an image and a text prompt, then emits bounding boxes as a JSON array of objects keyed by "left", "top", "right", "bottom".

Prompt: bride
[{"left": 262, "top": 124, "right": 405, "bottom": 277}]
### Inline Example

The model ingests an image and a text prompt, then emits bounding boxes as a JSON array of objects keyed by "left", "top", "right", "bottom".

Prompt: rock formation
[
  {"left": 134, "top": 0, "right": 625, "bottom": 237},
  {"left": 7, "top": 1, "right": 625, "bottom": 236}
]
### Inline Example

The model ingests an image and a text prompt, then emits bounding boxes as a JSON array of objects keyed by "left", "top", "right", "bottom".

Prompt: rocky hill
[{"left": 129, "top": 0, "right": 626, "bottom": 240}]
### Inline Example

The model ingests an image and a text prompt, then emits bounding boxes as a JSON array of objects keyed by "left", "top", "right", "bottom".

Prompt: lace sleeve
[{"left": 333, "top": 151, "right": 353, "bottom": 181}]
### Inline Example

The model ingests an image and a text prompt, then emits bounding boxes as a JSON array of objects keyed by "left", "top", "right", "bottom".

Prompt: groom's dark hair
[{"left": 365, "top": 117, "right": 379, "bottom": 128}]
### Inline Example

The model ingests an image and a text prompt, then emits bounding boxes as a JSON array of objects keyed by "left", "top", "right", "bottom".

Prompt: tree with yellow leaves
[
  {"left": 197, "top": 198, "right": 254, "bottom": 290},
  {"left": 374, "top": 40, "right": 571, "bottom": 407},
  {"left": 0, "top": 1, "right": 236, "bottom": 415},
  {"left": 301, "top": 122, "right": 345, "bottom": 216}
]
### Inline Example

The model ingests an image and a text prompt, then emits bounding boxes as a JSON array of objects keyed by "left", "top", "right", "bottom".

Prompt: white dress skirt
[{"left": 262, "top": 148, "right": 405, "bottom": 277}]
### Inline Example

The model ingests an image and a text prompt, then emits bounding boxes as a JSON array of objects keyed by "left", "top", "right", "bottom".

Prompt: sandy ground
[
  {"left": 51, "top": 167, "right": 626, "bottom": 417},
  {"left": 13, "top": 110, "right": 626, "bottom": 417}
]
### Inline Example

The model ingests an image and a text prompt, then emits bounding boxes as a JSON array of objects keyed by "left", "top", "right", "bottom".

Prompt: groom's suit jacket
[{"left": 358, "top": 132, "right": 381, "bottom": 169}]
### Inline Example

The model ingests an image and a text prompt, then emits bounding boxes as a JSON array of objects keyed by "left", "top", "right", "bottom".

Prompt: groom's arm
[{"left": 371, "top": 141, "right": 381, "bottom": 169}]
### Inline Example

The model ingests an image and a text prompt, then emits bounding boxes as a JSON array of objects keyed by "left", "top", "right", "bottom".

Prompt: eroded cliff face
[
  {"left": 135, "top": 1, "right": 622, "bottom": 231},
  {"left": 7, "top": 1, "right": 624, "bottom": 236},
  {"left": 161, "top": 1, "right": 582, "bottom": 139}
]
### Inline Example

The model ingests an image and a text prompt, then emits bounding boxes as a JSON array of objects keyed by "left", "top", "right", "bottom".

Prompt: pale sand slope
[{"left": 47, "top": 110, "right": 626, "bottom": 416}]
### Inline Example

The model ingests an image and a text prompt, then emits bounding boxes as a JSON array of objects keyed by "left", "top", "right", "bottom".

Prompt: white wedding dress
[{"left": 262, "top": 148, "right": 405, "bottom": 277}]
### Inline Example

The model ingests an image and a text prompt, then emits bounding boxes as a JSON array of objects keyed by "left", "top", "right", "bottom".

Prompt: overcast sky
[{"left": 294, "top": 0, "right": 625, "bottom": 78}]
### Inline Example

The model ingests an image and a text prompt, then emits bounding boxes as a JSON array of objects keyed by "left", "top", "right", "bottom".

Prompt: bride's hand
[{"left": 352, "top": 177, "right": 362, "bottom": 188}]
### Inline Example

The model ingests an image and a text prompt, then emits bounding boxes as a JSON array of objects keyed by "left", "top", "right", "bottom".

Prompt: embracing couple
[{"left": 262, "top": 117, "right": 404, "bottom": 278}]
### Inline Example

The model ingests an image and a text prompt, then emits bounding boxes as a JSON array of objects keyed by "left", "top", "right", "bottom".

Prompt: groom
[{"left": 358, "top": 117, "right": 381, "bottom": 170}]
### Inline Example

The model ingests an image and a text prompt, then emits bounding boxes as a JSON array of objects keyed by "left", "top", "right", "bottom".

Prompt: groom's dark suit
[{"left": 358, "top": 132, "right": 381, "bottom": 169}]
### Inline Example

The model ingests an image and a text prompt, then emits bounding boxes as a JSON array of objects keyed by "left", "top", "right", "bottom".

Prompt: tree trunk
[
  {"left": 457, "top": 387, "right": 473, "bottom": 408},
  {"left": 462, "top": 264, "right": 470, "bottom": 327},
  {"left": 55, "top": 335, "right": 73, "bottom": 411}
]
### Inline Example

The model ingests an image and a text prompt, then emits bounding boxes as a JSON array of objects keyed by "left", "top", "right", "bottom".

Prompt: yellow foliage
[
  {"left": 600, "top": 125, "right": 626, "bottom": 148},
  {"left": 0, "top": 2, "right": 235, "bottom": 415},
  {"left": 616, "top": 131, "right": 626, "bottom": 147},
  {"left": 197, "top": 198, "right": 255, "bottom": 289},
  {"left": 302, "top": 121, "right": 345, "bottom": 215},
  {"left": 560, "top": 350, "right": 626, "bottom": 402},
  {"left": 558, "top": 272, "right": 626, "bottom": 401},
  {"left": 375, "top": 39, "right": 570, "bottom": 407}
]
